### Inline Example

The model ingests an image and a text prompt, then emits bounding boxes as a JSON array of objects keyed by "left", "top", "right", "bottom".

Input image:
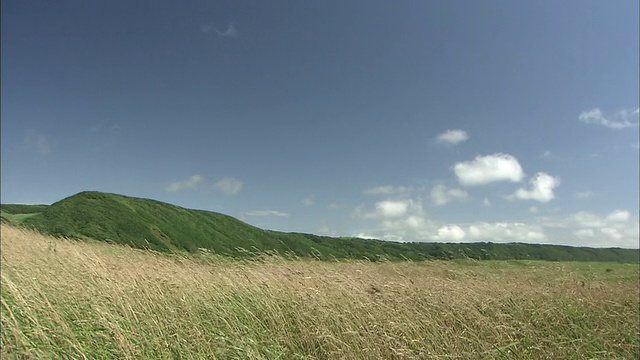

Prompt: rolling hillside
[{"left": 2, "top": 191, "right": 638, "bottom": 262}]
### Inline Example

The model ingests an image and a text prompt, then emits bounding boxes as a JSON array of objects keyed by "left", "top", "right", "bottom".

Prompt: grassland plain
[{"left": 1, "top": 224, "right": 639, "bottom": 359}]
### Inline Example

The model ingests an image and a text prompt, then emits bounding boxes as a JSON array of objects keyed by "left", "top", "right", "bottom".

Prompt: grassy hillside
[
  {"left": 4, "top": 191, "right": 638, "bottom": 262},
  {"left": 0, "top": 204, "right": 48, "bottom": 225},
  {"left": 2, "top": 224, "right": 638, "bottom": 359}
]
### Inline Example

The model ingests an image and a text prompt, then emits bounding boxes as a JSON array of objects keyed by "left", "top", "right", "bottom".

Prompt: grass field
[{"left": 1, "top": 224, "right": 638, "bottom": 359}]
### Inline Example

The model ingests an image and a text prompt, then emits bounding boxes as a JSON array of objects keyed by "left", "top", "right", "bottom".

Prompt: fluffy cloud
[
  {"left": 436, "top": 129, "right": 469, "bottom": 145},
  {"left": 353, "top": 200, "right": 419, "bottom": 220},
  {"left": 557, "top": 209, "right": 638, "bottom": 247},
  {"left": 376, "top": 200, "right": 411, "bottom": 218},
  {"left": 606, "top": 210, "right": 630, "bottom": 222},
  {"left": 433, "top": 225, "right": 466, "bottom": 242},
  {"left": 429, "top": 184, "right": 468, "bottom": 206},
  {"left": 166, "top": 175, "right": 243, "bottom": 195},
  {"left": 510, "top": 172, "right": 560, "bottom": 203},
  {"left": 579, "top": 108, "right": 639, "bottom": 129},
  {"left": 466, "top": 222, "right": 547, "bottom": 242},
  {"left": 454, "top": 153, "right": 524, "bottom": 186}
]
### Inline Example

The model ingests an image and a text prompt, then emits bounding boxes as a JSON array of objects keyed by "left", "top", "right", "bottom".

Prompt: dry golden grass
[{"left": 1, "top": 224, "right": 638, "bottom": 359}]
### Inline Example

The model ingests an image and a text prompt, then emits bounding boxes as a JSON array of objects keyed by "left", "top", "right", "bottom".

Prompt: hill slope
[{"left": 3, "top": 191, "right": 638, "bottom": 262}]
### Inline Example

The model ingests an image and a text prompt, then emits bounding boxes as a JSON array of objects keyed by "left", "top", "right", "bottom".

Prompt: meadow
[{"left": 2, "top": 224, "right": 638, "bottom": 359}]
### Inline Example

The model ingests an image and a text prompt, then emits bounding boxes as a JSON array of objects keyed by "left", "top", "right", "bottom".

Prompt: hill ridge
[{"left": 2, "top": 191, "right": 638, "bottom": 262}]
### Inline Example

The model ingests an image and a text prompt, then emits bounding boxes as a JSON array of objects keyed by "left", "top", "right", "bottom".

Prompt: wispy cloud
[
  {"left": 166, "top": 175, "right": 243, "bottom": 195},
  {"left": 429, "top": 184, "right": 468, "bottom": 206},
  {"left": 363, "top": 185, "right": 413, "bottom": 196},
  {"left": 436, "top": 129, "right": 469, "bottom": 145},
  {"left": 540, "top": 150, "right": 553, "bottom": 159},
  {"left": 245, "top": 210, "right": 290, "bottom": 217},
  {"left": 214, "top": 24, "right": 239, "bottom": 38},
  {"left": 213, "top": 177, "right": 243, "bottom": 195},
  {"left": 574, "top": 191, "right": 595, "bottom": 199},
  {"left": 578, "top": 107, "right": 639, "bottom": 129},
  {"left": 24, "top": 130, "right": 55, "bottom": 155},
  {"left": 453, "top": 153, "right": 524, "bottom": 186},
  {"left": 166, "top": 175, "right": 204, "bottom": 192},
  {"left": 201, "top": 23, "right": 239, "bottom": 38}
]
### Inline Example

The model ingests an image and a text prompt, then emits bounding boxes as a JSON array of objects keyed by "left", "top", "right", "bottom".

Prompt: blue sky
[{"left": 2, "top": 0, "right": 638, "bottom": 248}]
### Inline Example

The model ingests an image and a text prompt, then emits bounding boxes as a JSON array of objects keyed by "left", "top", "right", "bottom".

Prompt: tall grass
[{"left": 1, "top": 224, "right": 638, "bottom": 359}]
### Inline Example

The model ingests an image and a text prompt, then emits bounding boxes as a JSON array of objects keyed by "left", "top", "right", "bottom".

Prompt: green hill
[{"left": 2, "top": 191, "right": 638, "bottom": 262}]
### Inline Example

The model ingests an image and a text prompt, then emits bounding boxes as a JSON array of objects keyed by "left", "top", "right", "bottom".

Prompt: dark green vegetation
[{"left": 2, "top": 191, "right": 638, "bottom": 262}]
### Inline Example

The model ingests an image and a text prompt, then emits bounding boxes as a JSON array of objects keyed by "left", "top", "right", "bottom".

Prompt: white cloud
[
  {"left": 433, "top": 225, "right": 466, "bottom": 242},
  {"left": 632, "top": 142, "right": 640, "bottom": 150},
  {"left": 351, "top": 190, "right": 638, "bottom": 247},
  {"left": 510, "top": 172, "right": 560, "bottom": 203},
  {"left": 429, "top": 184, "right": 468, "bottom": 206},
  {"left": 467, "top": 222, "right": 547, "bottom": 243},
  {"left": 245, "top": 210, "right": 290, "bottom": 217},
  {"left": 453, "top": 153, "right": 524, "bottom": 186},
  {"left": 166, "top": 175, "right": 204, "bottom": 192},
  {"left": 573, "top": 211, "right": 606, "bottom": 228},
  {"left": 353, "top": 200, "right": 416, "bottom": 220},
  {"left": 302, "top": 195, "right": 316, "bottom": 207},
  {"left": 578, "top": 107, "right": 639, "bottom": 129},
  {"left": 213, "top": 177, "right": 243, "bottom": 195},
  {"left": 25, "top": 130, "right": 54, "bottom": 155},
  {"left": 352, "top": 233, "right": 379, "bottom": 240},
  {"left": 363, "top": 185, "right": 412, "bottom": 196},
  {"left": 436, "top": 129, "right": 469, "bottom": 145},
  {"left": 200, "top": 25, "right": 212, "bottom": 33},
  {"left": 376, "top": 200, "right": 410, "bottom": 218},
  {"left": 606, "top": 210, "right": 630, "bottom": 222},
  {"left": 216, "top": 24, "right": 238, "bottom": 38},
  {"left": 558, "top": 209, "right": 639, "bottom": 247},
  {"left": 482, "top": 198, "right": 492, "bottom": 207}
]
